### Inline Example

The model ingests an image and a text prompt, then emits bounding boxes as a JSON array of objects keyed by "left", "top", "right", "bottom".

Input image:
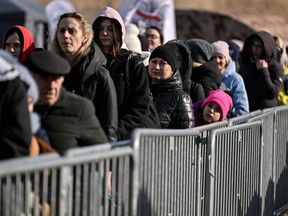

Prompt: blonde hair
[{"left": 49, "top": 12, "right": 93, "bottom": 67}]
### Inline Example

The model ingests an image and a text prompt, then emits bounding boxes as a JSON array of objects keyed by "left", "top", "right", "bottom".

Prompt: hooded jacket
[
  {"left": 2, "top": 25, "right": 35, "bottom": 64},
  {"left": 93, "top": 7, "right": 160, "bottom": 140},
  {"left": 150, "top": 70, "right": 195, "bottom": 129},
  {"left": 223, "top": 56, "right": 249, "bottom": 116},
  {"left": 63, "top": 42, "right": 118, "bottom": 142},
  {"left": 191, "top": 58, "right": 223, "bottom": 97},
  {"left": 239, "top": 31, "right": 284, "bottom": 111},
  {"left": 166, "top": 39, "right": 205, "bottom": 103},
  {"left": 0, "top": 52, "right": 31, "bottom": 159}
]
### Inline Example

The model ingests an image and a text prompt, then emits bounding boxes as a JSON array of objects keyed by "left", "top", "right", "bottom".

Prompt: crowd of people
[{"left": 0, "top": 6, "right": 286, "bottom": 160}]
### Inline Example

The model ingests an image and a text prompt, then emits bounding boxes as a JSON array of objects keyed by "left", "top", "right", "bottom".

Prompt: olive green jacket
[{"left": 35, "top": 87, "right": 108, "bottom": 155}]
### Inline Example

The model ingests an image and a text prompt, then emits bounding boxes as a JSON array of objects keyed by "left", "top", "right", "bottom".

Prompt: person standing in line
[
  {"left": 2, "top": 25, "right": 35, "bottom": 64},
  {"left": 239, "top": 31, "right": 284, "bottom": 111},
  {"left": 212, "top": 40, "right": 249, "bottom": 116},
  {"left": 26, "top": 50, "right": 108, "bottom": 155},
  {"left": 148, "top": 44, "right": 195, "bottom": 129},
  {"left": 92, "top": 6, "right": 160, "bottom": 140},
  {"left": 144, "top": 25, "right": 163, "bottom": 52},
  {"left": 186, "top": 38, "right": 223, "bottom": 98},
  {"left": 0, "top": 51, "right": 31, "bottom": 160},
  {"left": 49, "top": 12, "right": 118, "bottom": 142},
  {"left": 193, "top": 90, "right": 233, "bottom": 126},
  {"left": 166, "top": 39, "right": 205, "bottom": 103}
]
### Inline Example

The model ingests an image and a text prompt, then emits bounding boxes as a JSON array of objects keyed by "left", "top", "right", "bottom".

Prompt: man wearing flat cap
[{"left": 26, "top": 50, "right": 107, "bottom": 155}]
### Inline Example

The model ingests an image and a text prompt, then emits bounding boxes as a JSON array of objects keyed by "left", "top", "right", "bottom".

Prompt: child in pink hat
[{"left": 193, "top": 90, "right": 233, "bottom": 126}]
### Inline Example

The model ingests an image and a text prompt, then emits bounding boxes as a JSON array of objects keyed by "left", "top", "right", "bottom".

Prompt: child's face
[{"left": 202, "top": 102, "right": 222, "bottom": 124}]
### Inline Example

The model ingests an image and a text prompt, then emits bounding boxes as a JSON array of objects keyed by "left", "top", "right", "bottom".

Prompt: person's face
[
  {"left": 57, "top": 17, "right": 88, "bottom": 55},
  {"left": 202, "top": 102, "right": 222, "bottom": 124},
  {"left": 145, "top": 28, "right": 162, "bottom": 51},
  {"left": 4, "top": 32, "right": 21, "bottom": 60},
  {"left": 214, "top": 53, "right": 227, "bottom": 73},
  {"left": 98, "top": 19, "right": 114, "bottom": 51},
  {"left": 33, "top": 74, "right": 64, "bottom": 106},
  {"left": 251, "top": 38, "right": 264, "bottom": 60},
  {"left": 148, "top": 58, "right": 173, "bottom": 83},
  {"left": 176, "top": 50, "right": 184, "bottom": 70}
]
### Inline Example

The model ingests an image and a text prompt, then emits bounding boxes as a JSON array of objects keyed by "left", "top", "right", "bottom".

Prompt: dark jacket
[
  {"left": 166, "top": 39, "right": 205, "bottom": 103},
  {"left": 191, "top": 58, "right": 222, "bottom": 98},
  {"left": 0, "top": 77, "right": 31, "bottom": 159},
  {"left": 239, "top": 31, "right": 284, "bottom": 111},
  {"left": 63, "top": 42, "right": 118, "bottom": 142},
  {"left": 34, "top": 87, "right": 108, "bottom": 155},
  {"left": 150, "top": 71, "right": 195, "bottom": 129},
  {"left": 106, "top": 49, "right": 159, "bottom": 140}
]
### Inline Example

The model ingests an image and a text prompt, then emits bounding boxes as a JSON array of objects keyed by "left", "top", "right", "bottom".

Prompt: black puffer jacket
[
  {"left": 150, "top": 71, "right": 195, "bottom": 129},
  {"left": 239, "top": 31, "right": 284, "bottom": 111},
  {"left": 63, "top": 42, "right": 118, "bottom": 142}
]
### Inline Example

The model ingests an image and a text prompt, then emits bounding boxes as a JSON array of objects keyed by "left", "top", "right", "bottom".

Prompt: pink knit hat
[
  {"left": 212, "top": 40, "right": 230, "bottom": 63},
  {"left": 201, "top": 90, "right": 233, "bottom": 120}
]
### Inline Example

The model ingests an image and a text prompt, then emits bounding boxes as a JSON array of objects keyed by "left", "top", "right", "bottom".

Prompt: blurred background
[{"left": 1, "top": 0, "right": 288, "bottom": 48}]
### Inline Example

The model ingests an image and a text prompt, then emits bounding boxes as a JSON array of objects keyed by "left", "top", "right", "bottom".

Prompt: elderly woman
[
  {"left": 49, "top": 12, "right": 118, "bottom": 142},
  {"left": 148, "top": 44, "right": 195, "bottom": 129}
]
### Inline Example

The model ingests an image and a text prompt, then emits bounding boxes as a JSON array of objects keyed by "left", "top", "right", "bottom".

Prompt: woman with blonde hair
[{"left": 50, "top": 12, "right": 118, "bottom": 142}]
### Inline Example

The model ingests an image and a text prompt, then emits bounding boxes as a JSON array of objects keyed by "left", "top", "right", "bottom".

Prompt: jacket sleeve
[
  {"left": 0, "top": 78, "right": 31, "bottom": 159},
  {"left": 94, "top": 67, "right": 118, "bottom": 143},
  {"left": 230, "top": 74, "right": 250, "bottom": 116},
  {"left": 258, "top": 61, "right": 284, "bottom": 99},
  {"left": 117, "top": 56, "right": 150, "bottom": 140},
  {"left": 171, "top": 93, "right": 195, "bottom": 129},
  {"left": 79, "top": 98, "right": 108, "bottom": 146}
]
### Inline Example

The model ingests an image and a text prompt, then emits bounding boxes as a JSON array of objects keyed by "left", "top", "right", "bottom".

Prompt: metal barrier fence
[
  {"left": 1, "top": 105, "right": 288, "bottom": 215},
  {"left": 0, "top": 153, "right": 64, "bottom": 216},
  {"left": 191, "top": 120, "right": 228, "bottom": 216},
  {"left": 228, "top": 109, "right": 262, "bottom": 126},
  {"left": 64, "top": 144, "right": 136, "bottom": 216},
  {"left": 272, "top": 105, "right": 288, "bottom": 211},
  {"left": 248, "top": 110, "right": 275, "bottom": 216},
  {"left": 132, "top": 129, "right": 200, "bottom": 216},
  {"left": 207, "top": 121, "right": 263, "bottom": 216},
  {"left": 0, "top": 143, "right": 136, "bottom": 216}
]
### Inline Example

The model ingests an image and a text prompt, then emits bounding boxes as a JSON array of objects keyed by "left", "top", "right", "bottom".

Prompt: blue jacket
[{"left": 223, "top": 57, "right": 249, "bottom": 116}]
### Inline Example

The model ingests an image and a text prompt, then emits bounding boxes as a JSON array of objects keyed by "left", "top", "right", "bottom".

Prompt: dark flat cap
[{"left": 26, "top": 50, "right": 70, "bottom": 76}]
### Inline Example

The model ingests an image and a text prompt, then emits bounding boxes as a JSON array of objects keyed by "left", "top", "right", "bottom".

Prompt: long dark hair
[{"left": 92, "top": 17, "right": 122, "bottom": 59}]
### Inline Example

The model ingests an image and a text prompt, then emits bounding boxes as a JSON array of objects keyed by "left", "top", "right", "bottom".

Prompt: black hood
[{"left": 241, "top": 31, "right": 278, "bottom": 63}]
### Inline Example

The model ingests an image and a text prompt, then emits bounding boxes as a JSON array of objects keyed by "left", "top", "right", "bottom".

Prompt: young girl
[{"left": 193, "top": 90, "right": 233, "bottom": 126}]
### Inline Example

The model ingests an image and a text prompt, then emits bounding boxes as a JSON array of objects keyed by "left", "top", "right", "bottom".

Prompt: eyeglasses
[{"left": 145, "top": 34, "right": 160, "bottom": 39}]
